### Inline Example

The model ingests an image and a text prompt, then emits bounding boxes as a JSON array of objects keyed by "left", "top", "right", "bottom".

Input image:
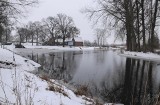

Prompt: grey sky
[{"left": 21, "top": 0, "right": 95, "bottom": 42}]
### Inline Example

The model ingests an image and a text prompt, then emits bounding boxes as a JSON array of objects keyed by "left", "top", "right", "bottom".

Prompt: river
[{"left": 14, "top": 48, "right": 160, "bottom": 105}]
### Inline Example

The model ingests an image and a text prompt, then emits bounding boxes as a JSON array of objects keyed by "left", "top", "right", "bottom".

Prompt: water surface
[{"left": 14, "top": 48, "right": 160, "bottom": 104}]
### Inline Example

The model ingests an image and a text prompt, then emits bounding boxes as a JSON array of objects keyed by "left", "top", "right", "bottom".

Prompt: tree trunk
[
  {"left": 26, "top": 36, "right": 28, "bottom": 42},
  {"left": 129, "top": 0, "right": 136, "bottom": 51},
  {"left": 151, "top": 0, "right": 159, "bottom": 52},
  {"left": 63, "top": 33, "right": 65, "bottom": 47},
  {"left": 36, "top": 35, "right": 38, "bottom": 46},
  {"left": 136, "top": 0, "right": 141, "bottom": 51},
  {"left": 32, "top": 34, "right": 33, "bottom": 46},
  {"left": 51, "top": 33, "right": 55, "bottom": 45},
  {"left": 141, "top": 0, "right": 146, "bottom": 52},
  {"left": 0, "top": 26, "right": 3, "bottom": 47},
  {"left": 19, "top": 34, "right": 22, "bottom": 45},
  {"left": 125, "top": 0, "right": 131, "bottom": 51},
  {"left": 5, "top": 30, "right": 8, "bottom": 43}
]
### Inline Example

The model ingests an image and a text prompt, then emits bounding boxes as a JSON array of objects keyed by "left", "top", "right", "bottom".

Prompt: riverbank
[
  {"left": 0, "top": 47, "right": 96, "bottom": 105},
  {"left": 0, "top": 44, "right": 126, "bottom": 105},
  {"left": 23, "top": 43, "right": 95, "bottom": 51},
  {"left": 119, "top": 51, "right": 160, "bottom": 62}
]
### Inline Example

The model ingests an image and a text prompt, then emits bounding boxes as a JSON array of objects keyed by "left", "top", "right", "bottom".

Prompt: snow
[
  {"left": 119, "top": 51, "right": 160, "bottom": 62},
  {"left": 0, "top": 47, "right": 95, "bottom": 105},
  {"left": 23, "top": 45, "right": 94, "bottom": 51},
  {"left": 4, "top": 43, "right": 95, "bottom": 51}
]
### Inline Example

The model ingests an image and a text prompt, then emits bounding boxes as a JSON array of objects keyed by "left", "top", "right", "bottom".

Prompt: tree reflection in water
[
  {"left": 100, "top": 58, "right": 159, "bottom": 105},
  {"left": 29, "top": 51, "right": 83, "bottom": 83}
]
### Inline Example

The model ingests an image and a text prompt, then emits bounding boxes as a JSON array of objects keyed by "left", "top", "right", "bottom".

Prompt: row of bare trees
[
  {"left": 16, "top": 14, "right": 80, "bottom": 47},
  {"left": 85, "top": 0, "right": 160, "bottom": 52},
  {"left": 94, "top": 28, "right": 108, "bottom": 46}
]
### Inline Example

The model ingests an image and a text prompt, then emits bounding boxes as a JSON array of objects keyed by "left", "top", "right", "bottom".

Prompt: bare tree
[
  {"left": 0, "top": 0, "right": 38, "bottom": 19},
  {"left": 17, "top": 27, "right": 26, "bottom": 45},
  {"left": 27, "top": 22, "right": 36, "bottom": 45},
  {"left": 31, "top": 21, "right": 43, "bottom": 45},
  {"left": 94, "top": 28, "right": 107, "bottom": 46},
  {"left": 42, "top": 16, "right": 58, "bottom": 45},
  {"left": 0, "top": 0, "right": 38, "bottom": 44},
  {"left": 13, "top": 13, "right": 79, "bottom": 46},
  {"left": 67, "top": 26, "right": 80, "bottom": 38},
  {"left": 2, "top": 24, "right": 13, "bottom": 43},
  {"left": 55, "top": 13, "right": 75, "bottom": 47},
  {"left": 84, "top": 0, "right": 160, "bottom": 52}
]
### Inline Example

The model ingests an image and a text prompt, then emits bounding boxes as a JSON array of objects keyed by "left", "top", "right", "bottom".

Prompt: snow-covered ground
[
  {"left": 119, "top": 51, "right": 160, "bottom": 62},
  {"left": 23, "top": 43, "right": 95, "bottom": 51},
  {"left": 2, "top": 43, "right": 96, "bottom": 52},
  {"left": 0, "top": 47, "right": 97, "bottom": 105},
  {"left": 3, "top": 43, "right": 121, "bottom": 52}
]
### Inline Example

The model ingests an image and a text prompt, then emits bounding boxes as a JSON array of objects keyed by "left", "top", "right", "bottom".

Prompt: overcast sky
[{"left": 20, "top": 0, "right": 120, "bottom": 44}]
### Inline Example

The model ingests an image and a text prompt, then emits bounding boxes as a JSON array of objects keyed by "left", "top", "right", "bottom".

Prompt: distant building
[
  {"left": 54, "top": 37, "right": 83, "bottom": 46},
  {"left": 72, "top": 37, "right": 83, "bottom": 46}
]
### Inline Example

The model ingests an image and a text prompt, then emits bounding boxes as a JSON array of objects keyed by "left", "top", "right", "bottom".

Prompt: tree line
[
  {"left": 85, "top": 0, "right": 160, "bottom": 52},
  {"left": 0, "top": 0, "right": 80, "bottom": 47},
  {"left": 0, "top": 0, "right": 38, "bottom": 44},
  {"left": 16, "top": 14, "right": 80, "bottom": 47}
]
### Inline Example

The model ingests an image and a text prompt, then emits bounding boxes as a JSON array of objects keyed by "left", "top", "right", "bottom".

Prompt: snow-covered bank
[
  {"left": 119, "top": 51, "right": 160, "bottom": 62},
  {"left": 3, "top": 43, "right": 121, "bottom": 52},
  {"left": 23, "top": 43, "right": 95, "bottom": 51},
  {"left": 0, "top": 48, "right": 95, "bottom": 105}
]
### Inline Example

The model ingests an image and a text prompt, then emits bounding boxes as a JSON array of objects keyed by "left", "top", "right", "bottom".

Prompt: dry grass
[
  {"left": 40, "top": 74, "right": 70, "bottom": 98},
  {"left": 47, "top": 85, "right": 70, "bottom": 99},
  {"left": 95, "top": 99, "right": 103, "bottom": 105},
  {"left": 39, "top": 74, "right": 51, "bottom": 82},
  {"left": 74, "top": 85, "right": 89, "bottom": 96}
]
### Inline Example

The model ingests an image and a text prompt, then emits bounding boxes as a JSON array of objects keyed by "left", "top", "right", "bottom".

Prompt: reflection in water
[
  {"left": 121, "top": 58, "right": 159, "bottom": 105},
  {"left": 14, "top": 49, "right": 160, "bottom": 104},
  {"left": 34, "top": 51, "right": 82, "bottom": 82}
]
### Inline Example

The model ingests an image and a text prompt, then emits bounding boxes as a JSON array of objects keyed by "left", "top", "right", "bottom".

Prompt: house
[
  {"left": 64, "top": 37, "right": 83, "bottom": 46},
  {"left": 53, "top": 37, "right": 83, "bottom": 46},
  {"left": 72, "top": 37, "right": 83, "bottom": 46}
]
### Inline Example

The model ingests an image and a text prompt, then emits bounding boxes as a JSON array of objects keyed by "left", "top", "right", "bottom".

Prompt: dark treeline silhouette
[{"left": 100, "top": 58, "right": 159, "bottom": 105}]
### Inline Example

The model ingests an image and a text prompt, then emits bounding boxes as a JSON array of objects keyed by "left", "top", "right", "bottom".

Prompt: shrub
[
  {"left": 15, "top": 44, "right": 25, "bottom": 48},
  {"left": 75, "top": 85, "right": 89, "bottom": 96},
  {"left": 40, "top": 75, "right": 50, "bottom": 82},
  {"left": 48, "top": 85, "right": 69, "bottom": 98}
]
